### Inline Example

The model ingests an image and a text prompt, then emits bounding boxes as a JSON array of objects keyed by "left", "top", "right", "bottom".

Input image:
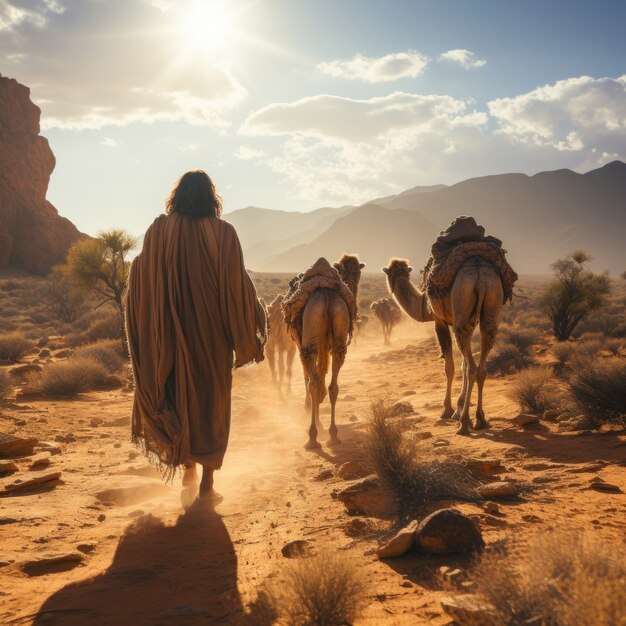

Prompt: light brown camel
[
  {"left": 266, "top": 294, "right": 296, "bottom": 395},
  {"left": 370, "top": 298, "right": 402, "bottom": 344},
  {"left": 383, "top": 257, "right": 503, "bottom": 435},
  {"left": 298, "top": 254, "right": 364, "bottom": 449},
  {"left": 352, "top": 314, "right": 368, "bottom": 345}
]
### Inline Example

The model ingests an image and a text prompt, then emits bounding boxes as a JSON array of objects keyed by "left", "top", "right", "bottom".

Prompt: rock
[
  {"left": 440, "top": 594, "right": 496, "bottom": 624},
  {"left": 281, "top": 540, "right": 315, "bottom": 558},
  {"left": 76, "top": 543, "right": 96, "bottom": 554},
  {"left": 388, "top": 401, "right": 414, "bottom": 417},
  {"left": 54, "top": 433, "right": 76, "bottom": 443},
  {"left": 97, "top": 514, "right": 106, "bottom": 522},
  {"left": 28, "top": 454, "right": 51, "bottom": 470},
  {"left": 9, "top": 364, "right": 42, "bottom": 379},
  {"left": 478, "top": 481, "right": 517, "bottom": 499},
  {"left": 414, "top": 431, "right": 433, "bottom": 440},
  {"left": 36, "top": 441, "right": 62, "bottom": 455},
  {"left": 439, "top": 566, "right": 463, "bottom": 583},
  {"left": 336, "top": 475, "right": 399, "bottom": 517},
  {"left": 39, "top": 349, "right": 51, "bottom": 358},
  {"left": 376, "top": 521, "right": 418, "bottom": 559},
  {"left": 512, "top": 413, "right": 540, "bottom": 426},
  {"left": 3, "top": 471, "right": 62, "bottom": 493},
  {"left": 336, "top": 460, "right": 366, "bottom": 480},
  {"left": 415, "top": 509, "right": 484, "bottom": 555},
  {"left": 567, "top": 462, "right": 607, "bottom": 473},
  {"left": 587, "top": 478, "right": 622, "bottom": 493},
  {"left": 465, "top": 458, "right": 503, "bottom": 477},
  {"left": 483, "top": 502, "right": 501, "bottom": 515},
  {"left": 313, "top": 468, "right": 334, "bottom": 481},
  {"left": 523, "top": 462, "right": 564, "bottom": 471},
  {"left": 0, "top": 436, "right": 38, "bottom": 458},
  {"left": 0, "top": 460, "right": 19, "bottom": 475},
  {"left": 0, "top": 74, "right": 84, "bottom": 274},
  {"left": 22, "top": 552, "right": 84, "bottom": 576},
  {"left": 348, "top": 414, "right": 358, "bottom": 422}
]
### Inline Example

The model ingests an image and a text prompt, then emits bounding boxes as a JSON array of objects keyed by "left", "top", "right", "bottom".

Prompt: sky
[{"left": 2, "top": 0, "right": 626, "bottom": 238}]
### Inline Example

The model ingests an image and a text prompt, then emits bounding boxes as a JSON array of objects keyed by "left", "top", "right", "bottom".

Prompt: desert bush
[
  {"left": 468, "top": 530, "right": 626, "bottom": 626},
  {"left": 500, "top": 325, "right": 541, "bottom": 355},
  {"left": 604, "top": 337, "right": 624, "bottom": 356},
  {"left": 40, "top": 265, "right": 88, "bottom": 324},
  {"left": 567, "top": 357, "right": 626, "bottom": 426},
  {"left": 73, "top": 340, "right": 126, "bottom": 373},
  {"left": 269, "top": 551, "right": 367, "bottom": 626},
  {"left": 0, "top": 369, "right": 14, "bottom": 402},
  {"left": 367, "top": 400, "right": 478, "bottom": 520},
  {"left": 39, "top": 356, "right": 110, "bottom": 397},
  {"left": 507, "top": 367, "right": 562, "bottom": 414},
  {"left": 65, "top": 309, "right": 122, "bottom": 346},
  {"left": 0, "top": 332, "right": 33, "bottom": 362},
  {"left": 488, "top": 341, "right": 532, "bottom": 374}
]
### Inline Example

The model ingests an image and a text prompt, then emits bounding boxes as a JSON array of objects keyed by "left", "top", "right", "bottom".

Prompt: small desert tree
[
  {"left": 65, "top": 230, "right": 136, "bottom": 351},
  {"left": 41, "top": 265, "right": 88, "bottom": 324},
  {"left": 539, "top": 251, "right": 611, "bottom": 341}
]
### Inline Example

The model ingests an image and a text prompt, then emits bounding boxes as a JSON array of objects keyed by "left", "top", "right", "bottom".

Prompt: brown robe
[{"left": 125, "top": 213, "right": 267, "bottom": 474}]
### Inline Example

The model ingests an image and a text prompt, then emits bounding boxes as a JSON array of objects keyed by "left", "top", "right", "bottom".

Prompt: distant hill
[{"left": 229, "top": 162, "right": 626, "bottom": 275}]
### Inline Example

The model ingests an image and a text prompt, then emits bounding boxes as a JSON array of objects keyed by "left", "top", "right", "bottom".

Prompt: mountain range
[{"left": 225, "top": 162, "right": 626, "bottom": 275}]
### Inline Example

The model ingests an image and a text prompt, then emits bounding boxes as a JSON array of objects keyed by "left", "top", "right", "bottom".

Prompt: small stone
[
  {"left": 415, "top": 509, "right": 484, "bottom": 555},
  {"left": 54, "top": 433, "right": 76, "bottom": 444},
  {"left": 0, "top": 436, "right": 38, "bottom": 458},
  {"left": 0, "top": 460, "right": 19, "bottom": 475},
  {"left": 523, "top": 462, "right": 564, "bottom": 471},
  {"left": 3, "top": 471, "right": 62, "bottom": 493},
  {"left": 336, "top": 461, "right": 365, "bottom": 480},
  {"left": 483, "top": 502, "right": 500, "bottom": 515},
  {"left": 76, "top": 543, "right": 96, "bottom": 554},
  {"left": 376, "top": 521, "right": 418, "bottom": 559},
  {"left": 336, "top": 475, "right": 399, "bottom": 517},
  {"left": 587, "top": 479, "right": 621, "bottom": 493},
  {"left": 440, "top": 594, "right": 495, "bottom": 624},
  {"left": 22, "top": 552, "right": 83, "bottom": 576},
  {"left": 97, "top": 514, "right": 106, "bottom": 522},
  {"left": 28, "top": 454, "right": 51, "bottom": 470},
  {"left": 281, "top": 540, "right": 315, "bottom": 559},
  {"left": 513, "top": 413, "right": 540, "bottom": 426},
  {"left": 348, "top": 415, "right": 358, "bottom": 422},
  {"left": 465, "top": 458, "right": 503, "bottom": 477},
  {"left": 313, "top": 468, "right": 334, "bottom": 481},
  {"left": 478, "top": 481, "right": 517, "bottom": 499},
  {"left": 400, "top": 580, "right": 412, "bottom": 588}
]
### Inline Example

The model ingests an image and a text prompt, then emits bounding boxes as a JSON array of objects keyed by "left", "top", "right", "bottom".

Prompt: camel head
[
  {"left": 334, "top": 253, "right": 365, "bottom": 299},
  {"left": 382, "top": 258, "right": 413, "bottom": 293}
]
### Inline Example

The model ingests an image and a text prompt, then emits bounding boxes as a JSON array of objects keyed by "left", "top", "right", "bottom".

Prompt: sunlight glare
[{"left": 180, "top": 1, "right": 234, "bottom": 53}]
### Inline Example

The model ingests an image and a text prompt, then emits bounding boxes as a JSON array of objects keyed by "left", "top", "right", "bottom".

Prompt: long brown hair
[{"left": 165, "top": 170, "right": 223, "bottom": 219}]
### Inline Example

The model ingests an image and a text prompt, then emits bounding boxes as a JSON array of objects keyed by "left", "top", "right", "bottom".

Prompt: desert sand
[{"left": 1, "top": 310, "right": 625, "bottom": 625}]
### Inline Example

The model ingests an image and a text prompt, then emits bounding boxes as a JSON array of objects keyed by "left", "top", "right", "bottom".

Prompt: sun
[{"left": 179, "top": 1, "right": 235, "bottom": 54}]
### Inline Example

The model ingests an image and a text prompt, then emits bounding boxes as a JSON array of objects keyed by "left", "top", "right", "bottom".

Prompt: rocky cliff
[{"left": 0, "top": 74, "right": 82, "bottom": 275}]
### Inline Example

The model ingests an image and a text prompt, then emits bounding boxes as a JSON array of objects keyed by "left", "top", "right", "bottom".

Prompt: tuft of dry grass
[
  {"left": 0, "top": 332, "right": 33, "bottom": 362},
  {"left": 507, "top": 366, "right": 563, "bottom": 414},
  {"left": 268, "top": 551, "right": 367, "bottom": 626},
  {"left": 367, "top": 400, "right": 478, "bottom": 520},
  {"left": 38, "top": 356, "right": 110, "bottom": 397},
  {"left": 468, "top": 530, "right": 626, "bottom": 626},
  {"left": 73, "top": 340, "right": 126, "bottom": 373},
  {"left": 0, "top": 369, "right": 14, "bottom": 402},
  {"left": 567, "top": 357, "right": 626, "bottom": 425}
]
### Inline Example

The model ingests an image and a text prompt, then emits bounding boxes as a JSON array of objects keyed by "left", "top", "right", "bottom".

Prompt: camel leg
[
  {"left": 435, "top": 319, "right": 455, "bottom": 420},
  {"left": 301, "top": 345, "right": 322, "bottom": 449},
  {"left": 277, "top": 348, "right": 285, "bottom": 395},
  {"left": 328, "top": 344, "right": 346, "bottom": 446},
  {"left": 267, "top": 345, "right": 276, "bottom": 384},
  {"left": 454, "top": 322, "right": 477, "bottom": 436},
  {"left": 286, "top": 345, "right": 296, "bottom": 395},
  {"left": 453, "top": 359, "right": 467, "bottom": 421},
  {"left": 475, "top": 303, "right": 500, "bottom": 430}
]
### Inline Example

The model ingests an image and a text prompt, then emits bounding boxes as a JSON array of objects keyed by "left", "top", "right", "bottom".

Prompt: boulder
[
  {"left": 0, "top": 74, "right": 83, "bottom": 274},
  {"left": 478, "top": 481, "right": 517, "bottom": 499},
  {"left": 415, "top": 508, "right": 484, "bottom": 555},
  {"left": 336, "top": 475, "right": 399, "bottom": 517}
]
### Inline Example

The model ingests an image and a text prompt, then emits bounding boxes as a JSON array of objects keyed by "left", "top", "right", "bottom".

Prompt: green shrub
[
  {"left": 0, "top": 332, "right": 33, "bottom": 362},
  {"left": 507, "top": 367, "right": 562, "bottom": 414}
]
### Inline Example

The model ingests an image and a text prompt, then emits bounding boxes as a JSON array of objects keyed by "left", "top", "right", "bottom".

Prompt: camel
[
  {"left": 266, "top": 294, "right": 296, "bottom": 395},
  {"left": 297, "top": 254, "right": 364, "bottom": 449},
  {"left": 383, "top": 257, "right": 503, "bottom": 435},
  {"left": 370, "top": 298, "right": 402, "bottom": 344},
  {"left": 352, "top": 314, "right": 368, "bottom": 344}
]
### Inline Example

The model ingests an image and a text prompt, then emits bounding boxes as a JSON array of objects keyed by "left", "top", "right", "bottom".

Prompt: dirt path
[{"left": 2, "top": 320, "right": 625, "bottom": 625}]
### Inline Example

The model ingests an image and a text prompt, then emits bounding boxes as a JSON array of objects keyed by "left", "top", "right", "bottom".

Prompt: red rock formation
[{"left": 0, "top": 73, "right": 83, "bottom": 275}]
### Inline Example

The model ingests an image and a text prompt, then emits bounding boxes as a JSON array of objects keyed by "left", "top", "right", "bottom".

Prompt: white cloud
[
  {"left": 101, "top": 137, "right": 117, "bottom": 147},
  {"left": 439, "top": 49, "right": 486, "bottom": 69},
  {"left": 317, "top": 51, "right": 428, "bottom": 82},
  {"left": 0, "top": 0, "right": 64, "bottom": 31},
  {"left": 1, "top": 0, "right": 247, "bottom": 129},
  {"left": 240, "top": 91, "right": 488, "bottom": 203},
  {"left": 235, "top": 145, "right": 268, "bottom": 160},
  {"left": 488, "top": 75, "right": 626, "bottom": 152}
]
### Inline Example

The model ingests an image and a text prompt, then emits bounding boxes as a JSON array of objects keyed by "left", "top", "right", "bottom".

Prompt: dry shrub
[
  {"left": 39, "top": 356, "right": 109, "bottom": 397},
  {"left": 269, "top": 551, "right": 367, "bottom": 626},
  {"left": 0, "top": 332, "right": 33, "bottom": 362},
  {"left": 567, "top": 357, "right": 626, "bottom": 425},
  {"left": 367, "top": 400, "right": 478, "bottom": 520},
  {"left": 501, "top": 325, "right": 541, "bottom": 355},
  {"left": 65, "top": 310, "right": 121, "bottom": 347},
  {"left": 488, "top": 341, "right": 532, "bottom": 374},
  {"left": 468, "top": 530, "right": 626, "bottom": 626},
  {"left": 73, "top": 340, "right": 126, "bottom": 373},
  {"left": 0, "top": 369, "right": 14, "bottom": 402},
  {"left": 507, "top": 367, "right": 562, "bottom": 414}
]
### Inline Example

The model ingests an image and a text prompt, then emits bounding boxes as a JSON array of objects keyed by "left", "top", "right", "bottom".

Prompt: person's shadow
[{"left": 33, "top": 498, "right": 257, "bottom": 626}]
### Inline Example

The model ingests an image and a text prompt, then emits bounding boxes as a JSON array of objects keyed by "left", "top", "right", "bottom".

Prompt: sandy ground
[{"left": 1, "top": 320, "right": 625, "bottom": 625}]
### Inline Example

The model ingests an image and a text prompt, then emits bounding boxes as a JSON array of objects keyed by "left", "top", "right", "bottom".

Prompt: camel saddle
[
  {"left": 282, "top": 257, "right": 358, "bottom": 342},
  {"left": 422, "top": 216, "right": 518, "bottom": 303}
]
